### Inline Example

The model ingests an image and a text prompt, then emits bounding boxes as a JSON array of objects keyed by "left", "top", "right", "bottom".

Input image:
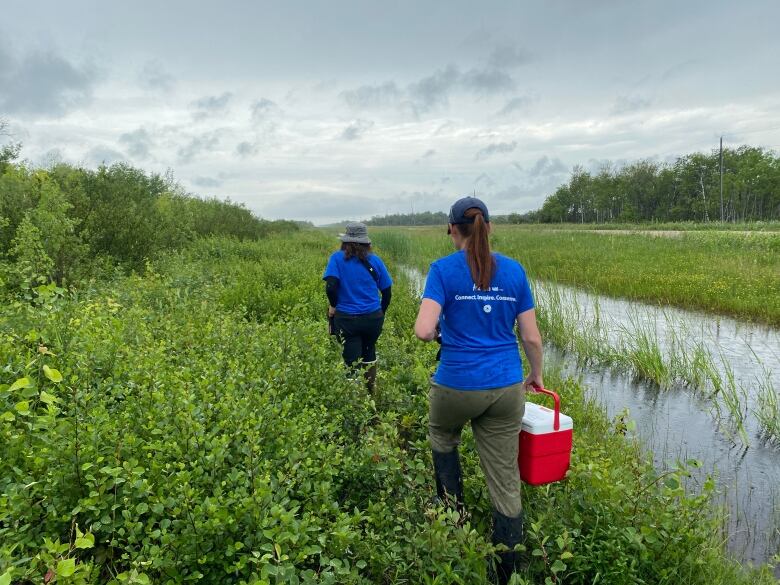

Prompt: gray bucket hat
[{"left": 339, "top": 222, "right": 371, "bottom": 244}]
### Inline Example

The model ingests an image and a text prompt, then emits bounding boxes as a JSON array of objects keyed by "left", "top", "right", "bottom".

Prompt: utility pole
[{"left": 719, "top": 136, "right": 724, "bottom": 222}]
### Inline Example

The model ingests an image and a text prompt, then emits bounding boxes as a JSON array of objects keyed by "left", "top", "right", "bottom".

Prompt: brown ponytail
[{"left": 458, "top": 208, "right": 494, "bottom": 290}]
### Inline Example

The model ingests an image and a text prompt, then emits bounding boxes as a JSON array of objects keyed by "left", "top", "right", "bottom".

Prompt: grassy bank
[
  {"left": 371, "top": 226, "right": 780, "bottom": 327},
  {"left": 1, "top": 232, "right": 775, "bottom": 583},
  {"left": 513, "top": 221, "right": 780, "bottom": 232}
]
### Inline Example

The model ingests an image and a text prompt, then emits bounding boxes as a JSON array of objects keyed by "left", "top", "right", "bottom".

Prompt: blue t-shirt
[
  {"left": 422, "top": 250, "right": 535, "bottom": 390},
  {"left": 323, "top": 251, "right": 393, "bottom": 315}
]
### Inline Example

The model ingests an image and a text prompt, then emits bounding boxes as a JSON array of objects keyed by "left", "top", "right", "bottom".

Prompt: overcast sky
[{"left": 2, "top": 0, "right": 779, "bottom": 224}]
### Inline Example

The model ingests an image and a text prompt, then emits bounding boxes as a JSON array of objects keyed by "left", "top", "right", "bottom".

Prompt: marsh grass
[
  {"left": 755, "top": 367, "right": 780, "bottom": 444},
  {"left": 531, "top": 281, "right": 776, "bottom": 445},
  {"left": 620, "top": 311, "right": 670, "bottom": 385}
]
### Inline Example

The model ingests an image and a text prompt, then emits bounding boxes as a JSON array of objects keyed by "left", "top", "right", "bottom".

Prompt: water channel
[{"left": 399, "top": 264, "right": 780, "bottom": 575}]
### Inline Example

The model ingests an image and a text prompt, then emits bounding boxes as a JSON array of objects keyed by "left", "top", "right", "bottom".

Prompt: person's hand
[
  {"left": 523, "top": 372, "right": 543, "bottom": 392},
  {"left": 328, "top": 306, "right": 336, "bottom": 317}
]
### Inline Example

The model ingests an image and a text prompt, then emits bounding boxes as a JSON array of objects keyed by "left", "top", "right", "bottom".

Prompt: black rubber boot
[
  {"left": 364, "top": 363, "right": 377, "bottom": 393},
  {"left": 491, "top": 509, "right": 523, "bottom": 585},
  {"left": 432, "top": 450, "right": 464, "bottom": 515}
]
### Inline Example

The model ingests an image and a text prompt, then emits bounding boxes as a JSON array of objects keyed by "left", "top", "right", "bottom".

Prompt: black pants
[{"left": 334, "top": 310, "right": 384, "bottom": 367}]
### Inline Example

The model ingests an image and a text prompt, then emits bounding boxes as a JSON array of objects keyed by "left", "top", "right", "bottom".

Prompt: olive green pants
[{"left": 428, "top": 381, "right": 525, "bottom": 517}]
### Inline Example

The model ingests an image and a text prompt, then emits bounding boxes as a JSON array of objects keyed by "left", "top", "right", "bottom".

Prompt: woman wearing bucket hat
[
  {"left": 414, "top": 196, "right": 543, "bottom": 584},
  {"left": 323, "top": 222, "right": 393, "bottom": 391}
]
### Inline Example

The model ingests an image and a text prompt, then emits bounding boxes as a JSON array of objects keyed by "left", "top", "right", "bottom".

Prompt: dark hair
[
  {"left": 454, "top": 208, "right": 494, "bottom": 290},
  {"left": 341, "top": 242, "right": 371, "bottom": 261}
]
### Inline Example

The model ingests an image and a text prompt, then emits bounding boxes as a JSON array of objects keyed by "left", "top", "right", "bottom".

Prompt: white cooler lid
[{"left": 522, "top": 401, "right": 573, "bottom": 434}]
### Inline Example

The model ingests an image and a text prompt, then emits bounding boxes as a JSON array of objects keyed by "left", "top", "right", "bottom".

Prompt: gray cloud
[
  {"left": 340, "top": 82, "right": 403, "bottom": 110},
  {"left": 475, "top": 172, "right": 496, "bottom": 187},
  {"left": 488, "top": 45, "right": 533, "bottom": 69},
  {"left": 611, "top": 95, "right": 652, "bottom": 115},
  {"left": 192, "top": 176, "right": 223, "bottom": 188},
  {"left": 414, "top": 148, "right": 437, "bottom": 165},
  {"left": 497, "top": 96, "right": 532, "bottom": 117},
  {"left": 119, "top": 127, "right": 153, "bottom": 159},
  {"left": 191, "top": 92, "right": 233, "bottom": 119},
  {"left": 529, "top": 155, "right": 568, "bottom": 178},
  {"left": 434, "top": 121, "right": 457, "bottom": 135},
  {"left": 139, "top": 60, "right": 174, "bottom": 91},
  {"left": 340, "top": 119, "right": 374, "bottom": 141},
  {"left": 236, "top": 141, "right": 258, "bottom": 157},
  {"left": 475, "top": 140, "right": 517, "bottom": 160},
  {"left": 461, "top": 67, "right": 515, "bottom": 95},
  {"left": 660, "top": 59, "right": 700, "bottom": 82},
  {"left": 250, "top": 98, "right": 279, "bottom": 122},
  {"left": 177, "top": 133, "right": 220, "bottom": 163},
  {"left": 408, "top": 65, "right": 460, "bottom": 112},
  {"left": 343, "top": 60, "right": 517, "bottom": 116},
  {"left": 0, "top": 47, "right": 98, "bottom": 116}
]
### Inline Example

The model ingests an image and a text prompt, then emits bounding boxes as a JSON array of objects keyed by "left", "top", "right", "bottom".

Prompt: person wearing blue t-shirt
[
  {"left": 414, "top": 196, "right": 543, "bottom": 584},
  {"left": 323, "top": 222, "right": 393, "bottom": 392}
]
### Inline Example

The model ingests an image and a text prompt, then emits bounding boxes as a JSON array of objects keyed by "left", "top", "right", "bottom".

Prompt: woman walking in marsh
[
  {"left": 414, "top": 196, "right": 544, "bottom": 584},
  {"left": 323, "top": 222, "right": 393, "bottom": 391}
]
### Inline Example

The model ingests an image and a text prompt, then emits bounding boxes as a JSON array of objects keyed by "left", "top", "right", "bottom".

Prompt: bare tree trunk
[{"left": 699, "top": 173, "right": 710, "bottom": 222}]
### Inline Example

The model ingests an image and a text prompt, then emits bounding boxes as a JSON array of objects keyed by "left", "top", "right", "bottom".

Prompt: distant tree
[
  {"left": 530, "top": 146, "right": 780, "bottom": 223},
  {"left": 365, "top": 211, "right": 449, "bottom": 226},
  {"left": 0, "top": 157, "right": 299, "bottom": 290},
  {"left": 0, "top": 118, "right": 22, "bottom": 170}
]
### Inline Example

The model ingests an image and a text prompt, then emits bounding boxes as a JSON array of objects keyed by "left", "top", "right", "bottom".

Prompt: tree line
[
  {"left": 365, "top": 211, "right": 450, "bottom": 226},
  {"left": 532, "top": 145, "right": 780, "bottom": 224},
  {"left": 362, "top": 145, "right": 779, "bottom": 226},
  {"left": 0, "top": 144, "right": 297, "bottom": 293}
]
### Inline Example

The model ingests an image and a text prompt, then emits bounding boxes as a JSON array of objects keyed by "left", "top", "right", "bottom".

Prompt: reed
[{"left": 755, "top": 368, "right": 780, "bottom": 444}]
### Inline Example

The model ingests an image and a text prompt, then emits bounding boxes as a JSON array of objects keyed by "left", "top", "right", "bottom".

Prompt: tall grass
[
  {"left": 755, "top": 368, "right": 780, "bottom": 444},
  {"left": 520, "top": 220, "right": 780, "bottom": 232},
  {"left": 533, "top": 282, "right": 771, "bottom": 445}
]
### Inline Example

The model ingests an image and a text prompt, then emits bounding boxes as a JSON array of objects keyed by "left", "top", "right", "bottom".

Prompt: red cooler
[{"left": 518, "top": 386, "right": 573, "bottom": 486}]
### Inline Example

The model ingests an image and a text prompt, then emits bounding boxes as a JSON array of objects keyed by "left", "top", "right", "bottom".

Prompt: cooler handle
[{"left": 529, "top": 382, "right": 561, "bottom": 431}]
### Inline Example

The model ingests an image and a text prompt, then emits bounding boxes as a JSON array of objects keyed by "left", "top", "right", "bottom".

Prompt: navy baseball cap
[{"left": 448, "top": 196, "right": 490, "bottom": 224}]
